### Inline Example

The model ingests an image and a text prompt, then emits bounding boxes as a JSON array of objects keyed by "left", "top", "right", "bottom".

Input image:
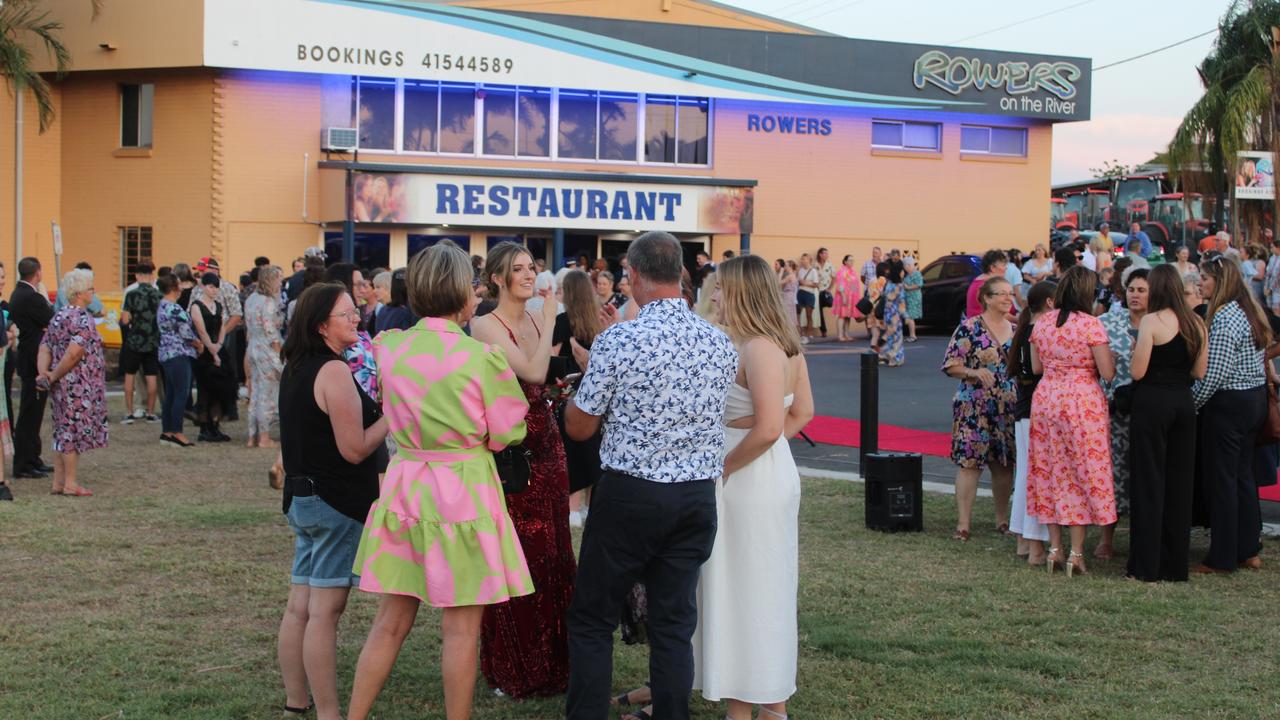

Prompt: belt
[
  {"left": 284, "top": 475, "right": 317, "bottom": 496},
  {"left": 395, "top": 447, "right": 483, "bottom": 463}
]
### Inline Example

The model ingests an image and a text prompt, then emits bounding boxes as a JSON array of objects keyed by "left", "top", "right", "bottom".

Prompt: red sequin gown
[{"left": 480, "top": 316, "right": 576, "bottom": 698}]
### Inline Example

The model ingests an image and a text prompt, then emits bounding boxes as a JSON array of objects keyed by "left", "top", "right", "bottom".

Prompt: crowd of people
[
  {"left": 943, "top": 230, "right": 1277, "bottom": 581},
  {"left": 270, "top": 233, "right": 813, "bottom": 720}
]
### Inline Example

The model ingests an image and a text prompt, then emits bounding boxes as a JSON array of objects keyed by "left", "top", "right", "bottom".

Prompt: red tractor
[
  {"left": 1056, "top": 189, "right": 1110, "bottom": 231},
  {"left": 1141, "top": 193, "right": 1212, "bottom": 251}
]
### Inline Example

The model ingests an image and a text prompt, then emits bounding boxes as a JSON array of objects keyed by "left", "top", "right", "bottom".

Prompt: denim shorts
[
  {"left": 286, "top": 495, "right": 365, "bottom": 588},
  {"left": 796, "top": 289, "right": 816, "bottom": 308}
]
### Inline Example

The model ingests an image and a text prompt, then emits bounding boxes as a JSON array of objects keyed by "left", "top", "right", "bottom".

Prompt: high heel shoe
[
  {"left": 1067, "top": 550, "right": 1087, "bottom": 577},
  {"left": 1045, "top": 547, "right": 1062, "bottom": 575}
]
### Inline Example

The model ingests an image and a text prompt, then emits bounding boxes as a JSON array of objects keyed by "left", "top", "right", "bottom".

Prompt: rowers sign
[{"left": 349, "top": 171, "right": 754, "bottom": 234}]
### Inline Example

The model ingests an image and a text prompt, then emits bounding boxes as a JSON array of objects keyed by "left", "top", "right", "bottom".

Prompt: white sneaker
[
  {"left": 568, "top": 509, "right": 584, "bottom": 528},
  {"left": 131, "top": 408, "right": 145, "bottom": 419},
  {"left": 801, "top": 336, "right": 810, "bottom": 345},
  {"left": 238, "top": 386, "right": 250, "bottom": 400}
]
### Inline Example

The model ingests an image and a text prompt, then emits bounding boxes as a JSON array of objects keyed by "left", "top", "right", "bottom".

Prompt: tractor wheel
[{"left": 1143, "top": 224, "right": 1168, "bottom": 250}]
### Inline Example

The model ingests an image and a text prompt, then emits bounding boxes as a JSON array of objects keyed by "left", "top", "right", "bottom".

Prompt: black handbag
[
  {"left": 856, "top": 292, "right": 874, "bottom": 316},
  {"left": 819, "top": 290, "right": 834, "bottom": 307},
  {"left": 873, "top": 296, "right": 886, "bottom": 320},
  {"left": 494, "top": 444, "right": 533, "bottom": 495},
  {"left": 1109, "top": 383, "right": 1133, "bottom": 416}
]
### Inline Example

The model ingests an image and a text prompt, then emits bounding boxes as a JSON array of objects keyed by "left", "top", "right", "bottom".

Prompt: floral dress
[
  {"left": 244, "top": 293, "right": 284, "bottom": 436},
  {"left": 879, "top": 282, "right": 906, "bottom": 365},
  {"left": 41, "top": 306, "right": 108, "bottom": 454},
  {"left": 1099, "top": 306, "right": 1135, "bottom": 515},
  {"left": 831, "top": 265, "right": 862, "bottom": 319},
  {"left": 1027, "top": 312, "right": 1116, "bottom": 526},
  {"left": 353, "top": 318, "right": 533, "bottom": 607},
  {"left": 942, "top": 316, "right": 1016, "bottom": 468},
  {"left": 903, "top": 270, "right": 924, "bottom": 320}
]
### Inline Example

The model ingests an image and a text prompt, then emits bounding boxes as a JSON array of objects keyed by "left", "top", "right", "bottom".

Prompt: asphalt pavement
[{"left": 785, "top": 324, "right": 1280, "bottom": 526}]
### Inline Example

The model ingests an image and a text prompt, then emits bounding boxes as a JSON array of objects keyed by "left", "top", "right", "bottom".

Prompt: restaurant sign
[{"left": 348, "top": 171, "right": 753, "bottom": 234}]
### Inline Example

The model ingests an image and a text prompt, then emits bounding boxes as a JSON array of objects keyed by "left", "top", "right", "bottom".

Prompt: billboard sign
[
  {"left": 347, "top": 171, "right": 753, "bottom": 234},
  {"left": 1236, "top": 151, "right": 1275, "bottom": 200}
]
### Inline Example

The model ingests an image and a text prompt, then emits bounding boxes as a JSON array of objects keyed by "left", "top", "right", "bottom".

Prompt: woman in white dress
[{"left": 694, "top": 254, "right": 814, "bottom": 720}]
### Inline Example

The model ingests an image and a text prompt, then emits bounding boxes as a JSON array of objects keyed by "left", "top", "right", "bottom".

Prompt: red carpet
[
  {"left": 801, "top": 415, "right": 952, "bottom": 458},
  {"left": 802, "top": 414, "right": 1280, "bottom": 504}
]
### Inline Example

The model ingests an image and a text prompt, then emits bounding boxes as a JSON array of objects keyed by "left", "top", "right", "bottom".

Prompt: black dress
[
  {"left": 551, "top": 313, "right": 602, "bottom": 494},
  {"left": 1127, "top": 333, "right": 1195, "bottom": 581},
  {"left": 192, "top": 299, "right": 238, "bottom": 421}
]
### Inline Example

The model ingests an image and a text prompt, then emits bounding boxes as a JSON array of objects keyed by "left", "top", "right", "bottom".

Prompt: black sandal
[
  {"left": 612, "top": 686, "right": 647, "bottom": 707},
  {"left": 282, "top": 700, "right": 313, "bottom": 716}
]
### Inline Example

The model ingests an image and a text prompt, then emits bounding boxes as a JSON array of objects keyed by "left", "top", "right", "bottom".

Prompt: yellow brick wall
[
  {"left": 58, "top": 69, "right": 215, "bottom": 287},
  {"left": 0, "top": 85, "right": 64, "bottom": 283}
]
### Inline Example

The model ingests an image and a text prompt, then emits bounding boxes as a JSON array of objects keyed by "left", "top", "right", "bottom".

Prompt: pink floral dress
[
  {"left": 831, "top": 265, "right": 862, "bottom": 319},
  {"left": 41, "top": 306, "right": 108, "bottom": 454},
  {"left": 1026, "top": 312, "right": 1116, "bottom": 526}
]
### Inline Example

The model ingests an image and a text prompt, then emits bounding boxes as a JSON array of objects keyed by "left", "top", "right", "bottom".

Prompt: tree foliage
[
  {"left": 1167, "top": 0, "right": 1280, "bottom": 221},
  {"left": 0, "top": 0, "right": 101, "bottom": 132},
  {"left": 1089, "top": 159, "right": 1134, "bottom": 179}
]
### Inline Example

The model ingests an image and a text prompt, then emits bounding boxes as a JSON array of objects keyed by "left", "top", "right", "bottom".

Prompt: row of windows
[
  {"left": 335, "top": 77, "right": 711, "bottom": 165},
  {"left": 870, "top": 119, "right": 1028, "bottom": 157}
]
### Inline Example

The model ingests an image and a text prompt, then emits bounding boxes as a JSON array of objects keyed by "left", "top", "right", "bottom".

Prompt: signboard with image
[{"left": 1235, "top": 151, "right": 1275, "bottom": 200}]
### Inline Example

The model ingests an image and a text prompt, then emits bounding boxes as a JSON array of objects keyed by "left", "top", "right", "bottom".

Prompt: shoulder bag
[
  {"left": 856, "top": 292, "right": 874, "bottom": 317},
  {"left": 494, "top": 445, "right": 533, "bottom": 495}
]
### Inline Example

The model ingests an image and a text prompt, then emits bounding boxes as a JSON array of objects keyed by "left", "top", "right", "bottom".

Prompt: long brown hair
[
  {"left": 1054, "top": 265, "right": 1096, "bottom": 327},
  {"left": 560, "top": 269, "right": 601, "bottom": 346},
  {"left": 1007, "top": 281, "right": 1055, "bottom": 378},
  {"left": 1145, "top": 264, "right": 1205, "bottom": 361},
  {"left": 718, "top": 255, "right": 803, "bottom": 357},
  {"left": 484, "top": 241, "right": 533, "bottom": 299},
  {"left": 1202, "top": 255, "right": 1270, "bottom": 349}
]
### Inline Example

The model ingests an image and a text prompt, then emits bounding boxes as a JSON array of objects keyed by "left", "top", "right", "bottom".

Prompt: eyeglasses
[
  {"left": 986, "top": 291, "right": 1013, "bottom": 298},
  {"left": 329, "top": 309, "right": 361, "bottom": 322}
]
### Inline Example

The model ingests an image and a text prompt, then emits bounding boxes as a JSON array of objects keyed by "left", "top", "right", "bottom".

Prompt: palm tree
[
  {"left": 0, "top": 0, "right": 101, "bottom": 132},
  {"left": 1167, "top": 0, "right": 1280, "bottom": 230}
]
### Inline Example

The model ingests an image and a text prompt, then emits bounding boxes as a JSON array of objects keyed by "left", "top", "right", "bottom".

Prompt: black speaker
[{"left": 864, "top": 452, "right": 923, "bottom": 533}]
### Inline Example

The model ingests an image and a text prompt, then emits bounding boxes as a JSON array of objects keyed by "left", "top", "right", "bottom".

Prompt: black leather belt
[{"left": 285, "top": 476, "right": 317, "bottom": 497}]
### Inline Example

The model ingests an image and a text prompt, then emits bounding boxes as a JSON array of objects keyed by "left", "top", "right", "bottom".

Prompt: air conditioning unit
[{"left": 322, "top": 127, "right": 358, "bottom": 152}]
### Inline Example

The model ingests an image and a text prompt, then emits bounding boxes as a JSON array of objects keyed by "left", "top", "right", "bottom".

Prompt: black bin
[{"left": 864, "top": 451, "right": 923, "bottom": 533}]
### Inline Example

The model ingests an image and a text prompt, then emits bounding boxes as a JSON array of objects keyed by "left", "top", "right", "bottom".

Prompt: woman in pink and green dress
[{"left": 348, "top": 242, "right": 532, "bottom": 720}]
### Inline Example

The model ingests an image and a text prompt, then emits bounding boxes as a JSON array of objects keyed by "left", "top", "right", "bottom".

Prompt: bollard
[{"left": 859, "top": 351, "right": 878, "bottom": 472}]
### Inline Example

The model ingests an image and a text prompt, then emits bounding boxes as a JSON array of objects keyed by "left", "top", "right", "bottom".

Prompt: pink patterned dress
[
  {"left": 352, "top": 317, "right": 533, "bottom": 607},
  {"left": 831, "top": 264, "right": 862, "bottom": 319},
  {"left": 42, "top": 306, "right": 108, "bottom": 454},
  {"left": 1026, "top": 312, "right": 1116, "bottom": 526}
]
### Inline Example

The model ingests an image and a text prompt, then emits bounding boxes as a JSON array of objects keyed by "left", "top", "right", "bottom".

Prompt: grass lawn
[{"left": 2, "top": 399, "right": 1278, "bottom": 719}]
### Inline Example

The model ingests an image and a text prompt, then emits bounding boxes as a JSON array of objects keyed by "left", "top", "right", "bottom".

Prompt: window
[
  {"left": 357, "top": 77, "right": 396, "bottom": 150},
  {"left": 482, "top": 85, "right": 516, "bottom": 155},
  {"left": 323, "top": 232, "right": 391, "bottom": 271},
  {"left": 871, "top": 120, "right": 940, "bottom": 151},
  {"left": 920, "top": 262, "right": 944, "bottom": 282},
  {"left": 517, "top": 87, "right": 551, "bottom": 158},
  {"left": 557, "top": 89, "right": 597, "bottom": 159},
  {"left": 645, "top": 95, "right": 677, "bottom": 163},
  {"left": 599, "top": 92, "right": 638, "bottom": 161},
  {"left": 402, "top": 79, "right": 439, "bottom": 152},
  {"left": 120, "top": 83, "right": 154, "bottom": 148},
  {"left": 960, "top": 125, "right": 1027, "bottom": 156},
  {"left": 438, "top": 83, "right": 476, "bottom": 154},
  {"left": 119, "top": 226, "right": 153, "bottom": 285},
  {"left": 677, "top": 97, "right": 709, "bottom": 164},
  {"left": 408, "top": 234, "right": 471, "bottom": 257}
]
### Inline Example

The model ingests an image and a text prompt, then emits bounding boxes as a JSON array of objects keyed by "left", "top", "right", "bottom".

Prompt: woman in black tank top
[
  {"left": 1127, "top": 265, "right": 1208, "bottom": 582},
  {"left": 274, "top": 284, "right": 388, "bottom": 719}
]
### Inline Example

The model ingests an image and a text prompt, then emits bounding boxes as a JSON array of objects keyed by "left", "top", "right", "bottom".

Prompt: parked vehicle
[
  {"left": 918, "top": 253, "right": 980, "bottom": 328},
  {"left": 1143, "top": 193, "right": 1212, "bottom": 252}
]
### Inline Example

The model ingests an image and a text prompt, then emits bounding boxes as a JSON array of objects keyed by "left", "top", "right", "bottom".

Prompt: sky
[{"left": 721, "top": 0, "right": 1229, "bottom": 184}]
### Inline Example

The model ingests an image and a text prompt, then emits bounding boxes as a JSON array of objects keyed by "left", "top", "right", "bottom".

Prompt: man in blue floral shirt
[{"left": 564, "top": 231, "right": 738, "bottom": 720}]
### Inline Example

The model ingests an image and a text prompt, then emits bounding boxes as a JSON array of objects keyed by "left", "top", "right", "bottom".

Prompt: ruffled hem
[{"left": 353, "top": 507, "right": 533, "bottom": 608}]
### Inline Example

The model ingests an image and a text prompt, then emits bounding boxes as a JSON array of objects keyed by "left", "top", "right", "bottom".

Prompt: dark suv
[{"left": 919, "top": 254, "right": 980, "bottom": 328}]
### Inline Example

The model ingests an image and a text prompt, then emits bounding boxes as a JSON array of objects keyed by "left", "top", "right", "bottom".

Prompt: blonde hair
[
  {"left": 485, "top": 241, "right": 533, "bottom": 299},
  {"left": 255, "top": 265, "right": 282, "bottom": 297},
  {"left": 717, "top": 255, "right": 802, "bottom": 357},
  {"left": 406, "top": 241, "right": 471, "bottom": 318},
  {"left": 694, "top": 270, "right": 718, "bottom": 320}
]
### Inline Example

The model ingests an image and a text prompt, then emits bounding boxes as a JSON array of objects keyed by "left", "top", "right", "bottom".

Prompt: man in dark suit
[{"left": 11, "top": 257, "right": 53, "bottom": 479}]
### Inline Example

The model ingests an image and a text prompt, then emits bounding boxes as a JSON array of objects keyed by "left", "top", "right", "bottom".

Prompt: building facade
[{"left": 0, "top": 0, "right": 1091, "bottom": 289}]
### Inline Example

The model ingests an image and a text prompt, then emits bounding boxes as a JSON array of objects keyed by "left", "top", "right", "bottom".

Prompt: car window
[
  {"left": 943, "top": 261, "right": 973, "bottom": 279},
  {"left": 921, "top": 263, "right": 944, "bottom": 282}
]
